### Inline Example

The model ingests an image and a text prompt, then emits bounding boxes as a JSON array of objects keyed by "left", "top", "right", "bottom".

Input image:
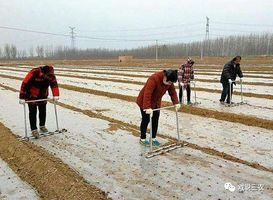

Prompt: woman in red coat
[
  {"left": 19, "top": 65, "right": 59, "bottom": 138},
  {"left": 136, "top": 69, "right": 181, "bottom": 146}
]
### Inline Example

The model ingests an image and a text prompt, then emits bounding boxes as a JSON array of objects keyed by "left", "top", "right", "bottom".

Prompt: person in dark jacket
[
  {"left": 220, "top": 56, "right": 243, "bottom": 104},
  {"left": 19, "top": 65, "right": 60, "bottom": 138},
  {"left": 136, "top": 69, "right": 181, "bottom": 146}
]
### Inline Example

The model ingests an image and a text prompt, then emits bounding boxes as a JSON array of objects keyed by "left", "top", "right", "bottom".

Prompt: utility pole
[
  {"left": 205, "top": 16, "right": 209, "bottom": 41},
  {"left": 205, "top": 16, "right": 210, "bottom": 57},
  {"left": 155, "top": 40, "right": 158, "bottom": 62},
  {"left": 69, "top": 26, "right": 75, "bottom": 49},
  {"left": 266, "top": 34, "right": 271, "bottom": 56},
  {"left": 201, "top": 17, "right": 209, "bottom": 60},
  {"left": 201, "top": 40, "right": 203, "bottom": 60}
]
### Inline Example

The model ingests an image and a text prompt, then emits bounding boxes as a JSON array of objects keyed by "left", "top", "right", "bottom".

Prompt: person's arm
[
  {"left": 143, "top": 76, "right": 156, "bottom": 109},
  {"left": 237, "top": 65, "right": 243, "bottom": 78},
  {"left": 19, "top": 71, "right": 33, "bottom": 99},
  {"left": 49, "top": 73, "right": 60, "bottom": 97},
  {"left": 168, "top": 84, "right": 179, "bottom": 105},
  {"left": 190, "top": 65, "right": 194, "bottom": 80}
]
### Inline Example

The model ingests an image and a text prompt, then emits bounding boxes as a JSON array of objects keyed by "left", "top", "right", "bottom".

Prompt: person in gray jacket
[{"left": 220, "top": 56, "right": 243, "bottom": 104}]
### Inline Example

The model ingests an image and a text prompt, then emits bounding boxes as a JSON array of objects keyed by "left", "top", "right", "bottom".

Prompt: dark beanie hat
[{"left": 164, "top": 69, "right": 178, "bottom": 83}]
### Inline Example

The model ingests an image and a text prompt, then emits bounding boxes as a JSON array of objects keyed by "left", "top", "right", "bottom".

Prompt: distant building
[{"left": 118, "top": 56, "right": 133, "bottom": 62}]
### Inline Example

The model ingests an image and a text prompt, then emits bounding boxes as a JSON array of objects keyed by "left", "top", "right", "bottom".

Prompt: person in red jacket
[
  {"left": 136, "top": 69, "right": 181, "bottom": 146},
  {"left": 19, "top": 65, "right": 59, "bottom": 138}
]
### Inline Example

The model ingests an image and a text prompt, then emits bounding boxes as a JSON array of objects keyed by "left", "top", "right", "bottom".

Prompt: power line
[
  {"left": 76, "top": 34, "right": 155, "bottom": 42},
  {"left": 212, "top": 21, "right": 273, "bottom": 28},
  {"left": 157, "top": 34, "right": 204, "bottom": 42},
  {"left": 0, "top": 35, "right": 53, "bottom": 46},
  {"left": 2, "top": 23, "right": 271, "bottom": 47},
  {"left": 0, "top": 25, "right": 70, "bottom": 37},
  {"left": 81, "top": 29, "right": 204, "bottom": 38},
  {"left": 212, "top": 28, "right": 272, "bottom": 34},
  {"left": 0, "top": 25, "right": 154, "bottom": 42},
  {"left": 78, "top": 22, "right": 203, "bottom": 33},
  {"left": 0, "top": 25, "right": 162, "bottom": 42},
  {"left": 76, "top": 34, "right": 204, "bottom": 43}
]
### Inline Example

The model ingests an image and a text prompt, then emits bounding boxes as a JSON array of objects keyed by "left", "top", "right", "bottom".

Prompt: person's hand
[
  {"left": 240, "top": 78, "right": 243, "bottom": 82},
  {"left": 144, "top": 108, "right": 153, "bottom": 117},
  {"left": 228, "top": 79, "right": 232, "bottom": 84},
  {"left": 53, "top": 96, "right": 59, "bottom": 101},
  {"left": 19, "top": 99, "right": 25, "bottom": 105},
  {"left": 175, "top": 104, "right": 181, "bottom": 111}
]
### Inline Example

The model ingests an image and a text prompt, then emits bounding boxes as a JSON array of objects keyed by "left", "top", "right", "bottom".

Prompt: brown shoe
[
  {"left": 40, "top": 126, "right": 48, "bottom": 133},
  {"left": 32, "top": 129, "right": 39, "bottom": 139}
]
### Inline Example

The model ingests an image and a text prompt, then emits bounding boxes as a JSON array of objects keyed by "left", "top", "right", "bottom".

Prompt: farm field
[{"left": 0, "top": 62, "right": 272, "bottom": 199}]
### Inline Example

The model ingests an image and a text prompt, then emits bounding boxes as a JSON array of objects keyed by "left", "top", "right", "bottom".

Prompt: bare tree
[
  {"left": 29, "top": 47, "right": 34, "bottom": 58},
  {"left": 45, "top": 45, "right": 54, "bottom": 58},
  {"left": 36, "top": 45, "right": 44, "bottom": 58},
  {"left": 18, "top": 49, "right": 27, "bottom": 59},
  {"left": 4, "top": 44, "right": 11, "bottom": 59},
  {"left": 2, "top": 33, "right": 273, "bottom": 60},
  {"left": 10, "top": 45, "right": 17, "bottom": 59}
]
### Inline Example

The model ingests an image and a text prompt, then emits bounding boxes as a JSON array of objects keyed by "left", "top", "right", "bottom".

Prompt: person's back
[
  {"left": 136, "top": 70, "right": 177, "bottom": 110},
  {"left": 221, "top": 58, "right": 243, "bottom": 83},
  {"left": 20, "top": 65, "right": 59, "bottom": 101},
  {"left": 219, "top": 56, "right": 243, "bottom": 104},
  {"left": 19, "top": 65, "right": 59, "bottom": 139}
]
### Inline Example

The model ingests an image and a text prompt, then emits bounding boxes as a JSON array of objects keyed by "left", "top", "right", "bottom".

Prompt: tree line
[{"left": 0, "top": 33, "right": 272, "bottom": 60}]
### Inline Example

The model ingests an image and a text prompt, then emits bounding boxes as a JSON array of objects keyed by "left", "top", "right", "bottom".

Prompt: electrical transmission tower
[
  {"left": 69, "top": 26, "right": 75, "bottom": 49},
  {"left": 205, "top": 16, "right": 210, "bottom": 56},
  {"left": 205, "top": 16, "right": 209, "bottom": 41},
  {"left": 201, "top": 16, "right": 210, "bottom": 60}
]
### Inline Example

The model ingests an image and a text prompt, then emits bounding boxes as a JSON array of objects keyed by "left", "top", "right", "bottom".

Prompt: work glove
[
  {"left": 240, "top": 78, "right": 243, "bottom": 82},
  {"left": 228, "top": 79, "right": 232, "bottom": 84},
  {"left": 19, "top": 99, "right": 25, "bottom": 105},
  {"left": 175, "top": 104, "right": 181, "bottom": 111},
  {"left": 53, "top": 96, "right": 59, "bottom": 101},
  {"left": 144, "top": 108, "right": 153, "bottom": 117}
]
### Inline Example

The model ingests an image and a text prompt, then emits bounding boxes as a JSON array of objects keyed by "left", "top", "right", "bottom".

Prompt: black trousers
[
  {"left": 220, "top": 82, "right": 233, "bottom": 103},
  {"left": 179, "top": 85, "right": 191, "bottom": 103},
  {"left": 28, "top": 104, "right": 46, "bottom": 131},
  {"left": 140, "top": 109, "right": 160, "bottom": 139}
]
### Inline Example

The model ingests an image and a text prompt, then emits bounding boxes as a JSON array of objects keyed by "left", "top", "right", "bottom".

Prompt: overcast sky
[{"left": 1, "top": 0, "right": 273, "bottom": 50}]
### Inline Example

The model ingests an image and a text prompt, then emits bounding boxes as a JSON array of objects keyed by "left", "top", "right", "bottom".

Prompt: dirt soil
[
  {"left": 0, "top": 122, "right": 109, "bottom": 200},
  {"left": 0, "top": 58, "right": 272, "bottom": 199},
  {"left": 1, "top": 68, "right": 272, "bottom": 100},
  {"left": 1, "top": 84, "right": 272, "bottom": 175},
  {"left": 1, "top": 56, "right": 273, "bottom": 69},
  {"left": 2, "top": 66, "right": 272, "bottom": 86},
  {"left": 1, "top": 75, "right": 273, "bottom": 131}
]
